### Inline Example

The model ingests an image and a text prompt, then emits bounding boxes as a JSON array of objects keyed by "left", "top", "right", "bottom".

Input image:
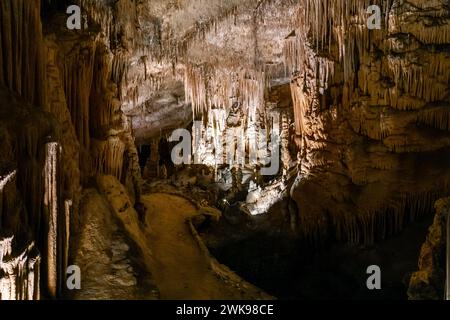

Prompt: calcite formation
[
  {"left": 0, "top": 236, "right": 40, "bottom": 300},
  {"left": 286, "top": 0, "right": 450, "bottom": 244},
  {"left": 0, "top": 0, "right": 144, "bottom": 298},
  {"left": 0, "top": 0, "right": 449, "bottom": 300}
]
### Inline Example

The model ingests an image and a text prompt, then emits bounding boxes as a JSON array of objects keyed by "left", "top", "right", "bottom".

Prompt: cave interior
[{"left": 0, "top": 0, "right": 450, "bottom": 300}]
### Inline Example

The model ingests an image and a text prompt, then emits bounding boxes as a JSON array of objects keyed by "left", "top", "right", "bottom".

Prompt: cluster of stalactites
[
  {"left": 185, "top": 64, "right": 272, "bottom": 174},
  {"left": 389, "top": 0, "right": 450, "bottom": 45},
  {"left": 283, "top": 33, "right": 304, "bottom": 76},
  {"left": 293, "top": 186, "right": 449, "bottom": 246},
  {"left": 286, "top": 0, "right": 450, "bottom": 137},
  {"left": 91, "top": 137, "right": 126, "bottom": 180},
  {"left": 333, "top": 190, "right": 446, "bottom": 245},
  {"left": 0, "top": 0, "right": 47, "bottom": 108},
  {"left": 184, "top": 64, "right": 268, "bottom": 119},
  {"left": 62, "top": 41, "right": 96, "bottom": 149},
  {"left": 79, "top": 0, "right": 113, "bottom": 38},
  {"left": 287, "top": 0, "right": 450, "bottom": 245},
  {"left": 285, "top": 0, "right": 392, "bottom": 79},
  {"left": 184, "top": 64, "right": 209, "bottom": 118},
  {"left": 43, "top": 0, "right": 112, "bottom": 42},
  {"left": 0, "top": 236, "right": 41, "bottom": 300},
  {"left": 385, "top": 53, "right": 450, "bottom": 108},
  {"left": 185, "top": 64, "right": 241, "bottom": 119},
  {"left": 239, "top": 70, "right": 266, "bottom": 123},
  {"left": 0, "top": 237, "right": 13, "bottom": 260}
]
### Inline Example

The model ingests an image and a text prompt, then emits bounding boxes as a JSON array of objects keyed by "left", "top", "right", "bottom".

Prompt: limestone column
[
  {"left": 281, "top": 112, "right": 292, "bottom": 179},
  {"left": 44, "top": 142, "right": 59, "bottom": 298}
]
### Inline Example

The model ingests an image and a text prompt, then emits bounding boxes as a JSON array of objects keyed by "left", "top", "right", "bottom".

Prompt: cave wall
[
  {"left": 287, "top": 0, "right": 450, "bottom": 244},
  {"left": 0, "top": 0, "right": 145, "bottom": 299},
  {"left": 408, "top": 197, "right": 449, "bottom": 300}
]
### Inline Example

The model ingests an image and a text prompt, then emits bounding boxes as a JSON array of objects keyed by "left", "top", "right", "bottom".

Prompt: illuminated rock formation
[
  {"left": 1, "top": 0, "right": 449, "bottom": 300},
  {"left": 286, "top": 0, "right": 450, "bottom": 244},
  {"left": 0, "top": 237, "right": 40, "bottom": 300}
]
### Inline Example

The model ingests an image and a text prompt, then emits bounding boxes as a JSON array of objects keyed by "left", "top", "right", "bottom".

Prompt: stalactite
[
  {"left": 63, "top": 199, "right": 72, "bottom": 288},
  {"left": 0, "top": 237, "right": 13, "bottom": 260},
  {"left": 290, "top": 76, "right": 311, "bottom": 141},
  {"left": 283, "top": 33, "right": 303, "bottom": 75},
  {"left": 0, "top": 0, "right": 47, "bottom": 107},
  {"left": 209, "top": 69, "right": 233, "bottom": 112},
  {"left": 91, "top": 137, "right": 126, "bottom": 180},
  {"left": 78, "top": 0, "right": 113, "bottom": 39},
  {"left": 184, "top": 64, "right": 208, "bottom": 118},
  {"left": 111, "top": 51, "right": 128, "bottom": 87},
  {"left": 89, "top": 44, "right": 124, "bottom": 135},
  {"left": 62, "top": 41, "right": 96, "bottom": 149}
]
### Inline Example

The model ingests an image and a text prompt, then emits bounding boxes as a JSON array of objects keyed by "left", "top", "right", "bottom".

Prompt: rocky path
[
  {"left": 142, "top": 193, "right": 254, "bottom": 300},
  {"left": 71, "top": 184, "right": 266, "bottom": 300}
]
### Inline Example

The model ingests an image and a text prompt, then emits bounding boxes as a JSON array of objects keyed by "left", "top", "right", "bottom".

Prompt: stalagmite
[
  {"left": 44, "top": 142, "right": 59, "bottom": 298},
  {"left": 92, "top": 137, "right": 126, "bottom": 180},
  {"left": 63, "top": 199, "right": 72, "bottom": 285},
  {"left": 184, "top": 64, "right": 208, "bottom": 117},
  {"left": 62, "top": 42, "right": 96, "bottom": 149}
]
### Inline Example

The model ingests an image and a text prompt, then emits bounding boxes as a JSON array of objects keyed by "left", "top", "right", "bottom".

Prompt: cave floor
[
  {"left": 70, "top": 189, "right": 157, "bottom": 300},
  {"left": 142, "top": 193, "right": 252, "bottom": 300}
]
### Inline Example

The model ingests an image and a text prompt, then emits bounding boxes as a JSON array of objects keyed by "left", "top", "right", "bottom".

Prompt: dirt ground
[{"left": 142, "top": 193, "right": 252, "bottom": 300}]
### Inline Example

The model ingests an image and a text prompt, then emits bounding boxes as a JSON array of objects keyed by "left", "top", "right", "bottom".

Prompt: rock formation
[
  {"left": 288, "top": 0, "right": 450, "bottom": 244},
  {"left": 408, "top": 197, "right": 448, "bottom": 300},
  {"left": 0, "top": 0, "right": 144, "bottom": 298}
]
